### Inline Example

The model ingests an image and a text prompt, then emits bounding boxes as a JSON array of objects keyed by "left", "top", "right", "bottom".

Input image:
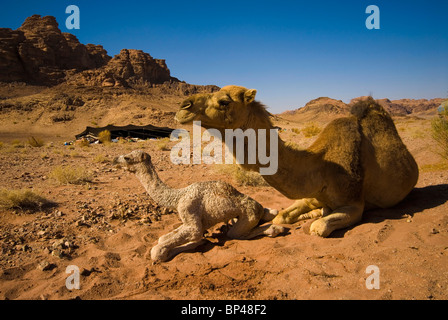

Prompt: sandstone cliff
[
  {"left": 0, "top": 15, "right": 196, "bottom": 89},
  {"left": 0, "top": 15, "right": 110, "bottom": 85}
]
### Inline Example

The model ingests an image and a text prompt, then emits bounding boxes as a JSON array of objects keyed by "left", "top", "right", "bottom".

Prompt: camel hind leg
[
  {"left": 227, "top": 210, "right": 287, "bottom": 240},
  {"left": 151, "top": 222, "right": 203, "bottom": 262}
]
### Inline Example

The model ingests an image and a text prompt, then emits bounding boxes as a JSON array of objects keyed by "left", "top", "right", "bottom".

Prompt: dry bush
[
  {"left": 155, "top": 137, "right": 170, "bottom": 151},
  {"left": 432, "top": 113, "right": 448, "bottom": 160},
  {"left": 214, "top": 164, "right": 268, "bottom": 187},
  {"left": 27, "top": 136, "right": 45, "bottom": 147},
  {"left": 301, "top": 123, "right": 321, "bottom": 138},
  {"left": 94, "top": 154, "right": 110, "bottom": 163},
  {"left": 11, "top": 139, "right": 24, "bottom": 148},
  {"left": 291, "top": 128, "right": 301, "bottom": 135},
  {"left": 49, "top": 166, "right": 93, "bottom": 185},
  {"left": 98, "top": 130, "right": 111, "bottom": 144},
  {"left": 420, "top": 162, "right": 448, "bottom": 172},
  {"left": 0, "top": 188, "right": 52, "bottom": 212},
  {"left": 76, "top": 138, "right": 90, "bottom": 148}
]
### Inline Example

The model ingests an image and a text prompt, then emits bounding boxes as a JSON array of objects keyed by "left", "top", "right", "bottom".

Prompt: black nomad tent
[{"left": 75, "top": 124, "right": 175, "bottom": 140}]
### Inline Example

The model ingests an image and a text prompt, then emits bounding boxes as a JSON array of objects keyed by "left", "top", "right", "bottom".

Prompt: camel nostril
[{"left": 181, "top": 102, "right": 192, "bottom": 110}]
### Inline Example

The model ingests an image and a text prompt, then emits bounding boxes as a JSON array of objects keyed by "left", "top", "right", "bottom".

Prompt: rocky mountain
[
  {"left": 281, "top": 96, "right": 445, "bottom": 123},
  {"left": 279, "top": 97, "right": 351, "bottom": 123},
  {"left": 349, "top": 96, "right": 445, "bottom": 116},
  {"left": 0, "top": 14, "right": 216, "bottom": 93},
  {"left": 0, "top": 15, "right": 110, "bottom": 85},
  {"left": 67, "top": 48, "right": 173, "bottom": 88},
  {"left": 0, "top": 15, "right": 220, "bottom": 135}
]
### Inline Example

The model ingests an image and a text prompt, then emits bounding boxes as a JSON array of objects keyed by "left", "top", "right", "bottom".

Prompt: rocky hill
[
  {"left": 0, "top": 15, "right": 219, "bottom": 138},
  {"left": 281, "top": 96, "right": 444, "bottom": 123},
  {"left": 0, "top": 14, "right": 217, "bottom": 93},
  {"left": 279, "top": 97, "right": 350, "bottom": 123},
  {"left": 0, "top": 15, "right": 111, "bottom": 85}
]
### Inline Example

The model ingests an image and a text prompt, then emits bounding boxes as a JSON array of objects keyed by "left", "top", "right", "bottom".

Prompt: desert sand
[
  {"left": 0, "top": 105, "right": 447, "bottom": 300},
  {"left": 0, "top": 14, "right": 447, "bottom": 301}
]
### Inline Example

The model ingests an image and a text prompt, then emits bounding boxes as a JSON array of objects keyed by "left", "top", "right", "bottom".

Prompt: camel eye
[
  {"left": 181, "top": 102, "right": 192, "bottom": 110},
  {"left": 218, "top": 100, "right": 230, "bottom": 107}
]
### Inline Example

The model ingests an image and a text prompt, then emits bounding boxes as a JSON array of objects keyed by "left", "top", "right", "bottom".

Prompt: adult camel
[{"left": 175, "top": 85, "right": 418, "bottom": 237}]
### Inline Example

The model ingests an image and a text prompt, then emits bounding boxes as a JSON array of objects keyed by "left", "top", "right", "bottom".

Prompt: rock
[
  {"left": 0, "top": 15, "right": 110, "bottom": 85},
  {"left": 37, "top": 260, "right": 54, "bottom": 271},
  {"left": 52, "top": 239, "right": 66, "bottom": 249},
  {"left": 430, "top": 228, "right": 440, "bottom": 234},
  {"left": 0, "top": 14, "right": 221, "bottom": 94},
  {"left": 37, "top": 230, "right": 46, "bottom": 237},
  {"left": 72, "top": 48, "right": 173, "bottom": 87},
  {"left": 51, "top": 248, "right": 63, "bottom": 258}
]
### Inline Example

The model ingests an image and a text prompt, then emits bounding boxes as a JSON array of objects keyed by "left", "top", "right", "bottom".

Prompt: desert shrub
[
  {"left": 11, "top": 139, "right": 24, "bottom": 148},
  {"left": 76, "top": 138, "right": 90, "bottom": 148},
  {"left": 301, "top": 123, "right": 321, "bottom": 138},
  {"left": 98, "top": 130, "right": 112, "bottom": 144},
  {"left": 49, "top": 166, "right": 93, "bottom": 185},
  {"left": 419, "top": 162, "right": 448, "bottom": 172},
  {"left": 291, "top": 128, "right": 301, "bottom": 135},
  {"left": 51, "top": 113, "right": 74, "bottom": 122},
  {"left": 155, "top": 137, "right": 170, "bottom": 151},
  {"left": 431, "top": 114, "right": 448, "bottom": 159},
  {"left": 27, "top": 136, "right": 45, "bottom": 147},
  {"left": 93, "top": 154, "right": 110, "bottom": 163},
  {"left": 0, "top": 188, "right": 51, "bottom": 211},
  {"left": 214, "top": 164, "right": 268, "bottom": 187}
]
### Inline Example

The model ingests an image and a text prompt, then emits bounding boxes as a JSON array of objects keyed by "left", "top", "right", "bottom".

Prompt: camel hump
[{"left": 350, "top": 96, "right": 390, "bottom": 120}]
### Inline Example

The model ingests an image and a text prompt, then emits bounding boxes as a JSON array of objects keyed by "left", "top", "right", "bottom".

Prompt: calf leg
[{"left": 151, "top": 223, "right": 203, "bottom": 262}]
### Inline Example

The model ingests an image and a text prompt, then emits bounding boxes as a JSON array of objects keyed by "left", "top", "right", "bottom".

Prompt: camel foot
[
  {"left": 265, "top": 224, "right": 287, "bottom": 237},
  {"left": 309, "top": 219, "right": 331, "bottom": 237},
  {"left": 150, "top": 244, "right": 170, "bottom": 262}
]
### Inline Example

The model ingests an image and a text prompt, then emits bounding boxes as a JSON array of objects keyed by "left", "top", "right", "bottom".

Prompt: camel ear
[
  {"left": 244, "top": 89, "right": 257, "bottom": 104},
  {"left": 141, "top": 152, "right": 151, "bottom": 161}
]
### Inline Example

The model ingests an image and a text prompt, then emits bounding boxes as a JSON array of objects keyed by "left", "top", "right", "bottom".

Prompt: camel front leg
[
  {"left": 309, "top": 203, "right": 364, "bottom": 237},
  {"left": 272, "top": 198, "right": 324, "bottom": 224}
]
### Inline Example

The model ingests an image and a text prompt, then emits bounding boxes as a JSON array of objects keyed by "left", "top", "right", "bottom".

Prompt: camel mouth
[{"left": 175, "top": 111, "right": 197, "bottom": 124}]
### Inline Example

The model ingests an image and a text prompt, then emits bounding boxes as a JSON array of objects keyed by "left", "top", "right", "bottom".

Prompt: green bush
[{"left": 432, "top": 114, "right": 448, "bottom": 159}]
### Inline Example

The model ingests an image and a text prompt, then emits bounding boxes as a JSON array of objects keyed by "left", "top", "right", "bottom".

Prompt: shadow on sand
[{"left": 330, "top": 183, "right": 448, "bottom": 238}]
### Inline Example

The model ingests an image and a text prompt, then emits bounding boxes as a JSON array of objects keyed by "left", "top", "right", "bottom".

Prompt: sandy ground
[{"left": 0, "top": 116, "right": 447, "bottom": 300}]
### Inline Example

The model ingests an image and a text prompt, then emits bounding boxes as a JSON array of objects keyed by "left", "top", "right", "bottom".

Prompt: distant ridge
[{"left": 280, "top": 96, "right": 444, "bottom": 122}]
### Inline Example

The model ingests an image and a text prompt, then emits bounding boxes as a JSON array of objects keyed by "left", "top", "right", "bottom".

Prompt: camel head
[
  {"left": 175, "top": 85, "right": 258, "bottom": 129},
  {"left": 113, "top": 150, "right": 152, "bottom": 172}
]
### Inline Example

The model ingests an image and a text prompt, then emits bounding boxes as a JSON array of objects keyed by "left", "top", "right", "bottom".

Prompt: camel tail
[{"left": 350, "top": 96, "right": 391, "bottom": 120}]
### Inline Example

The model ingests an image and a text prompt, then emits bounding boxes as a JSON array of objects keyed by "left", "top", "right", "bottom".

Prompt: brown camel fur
[{"left": 175, "top": 85, "right": 419, "bottom": 237}]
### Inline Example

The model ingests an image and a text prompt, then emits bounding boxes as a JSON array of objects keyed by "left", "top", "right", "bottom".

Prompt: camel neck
[
  {"left": 134, "top": 162, "right": 182, "bottom": 209},
  {"left": 228, "top": 103, "right": 323, "bottom": 199}
]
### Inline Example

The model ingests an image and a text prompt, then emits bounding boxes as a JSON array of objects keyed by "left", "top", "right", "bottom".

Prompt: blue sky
[{"left": 1, "top": 0, "right": 447, "bottom": 113}]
